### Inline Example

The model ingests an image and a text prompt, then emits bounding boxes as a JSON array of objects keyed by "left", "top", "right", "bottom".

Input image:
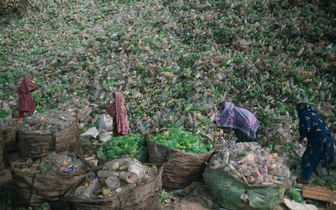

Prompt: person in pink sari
[{"left": 92, "top": 92, "right": 129, "bottom": 136}]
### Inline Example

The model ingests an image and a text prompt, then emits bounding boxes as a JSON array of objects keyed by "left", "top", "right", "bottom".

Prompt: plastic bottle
[
  {"left": 238, "top": 153, "right": 255, "bottom": 165},
  {"left": 75, "top": 181, "right": 96, "bottom": 199},
  {"left": 97, "top": 170, "right": 118, "bottom": 178},
  {"left": 119, "top": 171, "right": 138, "bottom": 184},
  {"left": 150, "top": 165, "right": 158, "bottom": 175},
  {"left": 158, "top": 192, "right": 171, "bottom": 201},
  {"left": 292, "top": 189, "right": 303, "bottom": 203},
  {"left": 236, "top": 143, "right": 245, "bottom": 154},
  {"left": 102, "top": 188, "right": 113, "bottom": 198},
  {"left": 211, "top": 157, "right": 223, "bottom": 169},
  {"left": 173, "top": 185, "right": 192, "bottom": 196},
  {"left": 230, "top": 145, "right": 238, "bottom": 159},
  {"left": 96, "top": 147, "right": 107, "bottom": 161},
  {"left": 105, "top": 158, "right": 125, "bottom": 171},
  {"left": 105, "top": 176, "right": 120, "bottom": 190},
  {"left": 51, "top": 163, "right": 60, "bottom": 172},
  {"left": 222, "top": 149, "right": 230, "bottom": 165},
  {"left": 91, "top": 178, "right": 103, "bottom": 192},
  {"left": 251, "top": 166, "right": 262, "bottom": 182},
  {"left": 83, "top": 172, "right": 95, "bottom": 182},
  {"left": 260, "top": 164, "right": 268, "bottom": 178},
  {"left": 228, "top": 164, "right": 241, "bottom": 178},
  {"left": 12, "top": 159, "right": 33, "bottom": 169},
  {"left": 238, "top": 164, "right": 251, "bottom": 177},
  {"left": 128, "top": 161, "right": 146, "bottom": 179},
  {"left": 110, "top": 183, "right": 136, "bottom": 196}
]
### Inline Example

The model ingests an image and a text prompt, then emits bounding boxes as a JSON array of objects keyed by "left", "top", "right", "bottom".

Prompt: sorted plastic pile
[
  {"left": 74, "top": 156, "right": 158, "bottom": 199},
  {"left": 1, "top": 0, "right": 335, "bottom": 142},
  {"left": 12, "top": 151, "right": 88, "bottom": 173},
  {"left": 151, "top": 127, "right": 213, "bottom": 154},
  {"left": 18, "top": 109, "right": 76, "bottom": 134},
  {"left": 209, "top": 141, "right": 291, "bottom": 185},
  {"left": 96, "top": 134, "right": 148, "bottom": 162}
]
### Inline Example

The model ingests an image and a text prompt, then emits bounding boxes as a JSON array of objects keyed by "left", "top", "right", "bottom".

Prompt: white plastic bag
[
  {"left": 98, "top": 114, "right": 113, "bottom": 142},
  {"left": 80, "top": 127, "right": 100, "bottom": 146},
  {"left": 81, "top": 127, "right": 100, "bottom": 139}
]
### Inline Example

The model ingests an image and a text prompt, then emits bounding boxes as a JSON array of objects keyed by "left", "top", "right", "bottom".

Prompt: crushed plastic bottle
[
  {"left": 105, "top": 176, "right": 120, "bottom": 190},
  {"left": 128, "top": 160, "right": 146, "bottom": 179}
]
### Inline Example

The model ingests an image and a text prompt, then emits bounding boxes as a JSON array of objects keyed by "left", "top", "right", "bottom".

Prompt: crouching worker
[{"left": 211, "top": 102, "right": 260, "bottom": 143}]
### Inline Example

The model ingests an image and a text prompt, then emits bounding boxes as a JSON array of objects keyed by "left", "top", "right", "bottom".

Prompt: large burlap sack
[
  {"left": 10, "top": 156, "right": 93, "bottom": 209},
  {"left": 18, "top": 123, "right": 83, "bottom": 158},
  {"left": 65, "top": 165, "right": 163, "bottom": 210},
  {"left": 0, "top": 128, "right": 5, "bottom": 171},
  {"left": 3, "top": 127, "right": 18, "bottom": 152},
  {"left": 146, "top": 131, "right": 214, "bottom": 190},
  {"left": 203, "top": 166, "right": 287, "bottom": 210}
]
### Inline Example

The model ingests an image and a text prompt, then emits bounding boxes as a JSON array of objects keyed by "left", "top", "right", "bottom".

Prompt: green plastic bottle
[
  {"left": 97, "top": 147, "right": 107, "bottom": 161},
  {"left": 292, "top": 189, "right": 303, "bottom": 203},
  {"left": 158, "top": 192, "right": 171, "bottom": 201}
]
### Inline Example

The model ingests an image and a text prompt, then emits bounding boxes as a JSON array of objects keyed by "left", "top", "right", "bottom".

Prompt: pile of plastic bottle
[
  {"left": 11, "top": 151, "right": 87, "bottom": 173},
  {"left": 75, "top": 155, "right": 158, "bottom": 199},
  {"left": 39, "top": 151, "right": 89, "bottom": 173},
  {"left": 18, "top": 107, "right": 79, "bottom": 134},
  {"left": 209, "top": 140, "right": 291, "bottom": 185}
]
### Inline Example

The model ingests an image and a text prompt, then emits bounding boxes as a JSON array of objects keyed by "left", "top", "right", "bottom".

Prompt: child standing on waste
[
  {"left": 295, "top": 102, "right": 335, "bottom": 184},
  {"left": 91, "top": 92, "right": 129, "bottom": 136},
  {"left": 17, "top": 76, "right": 38, "bottom": 119}
]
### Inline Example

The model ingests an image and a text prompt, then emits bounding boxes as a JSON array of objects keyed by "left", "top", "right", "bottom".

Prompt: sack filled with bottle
[
  {"left": 203, "top": 141, "right": 289, "bottom": 210},
  {"left": 10, "top": 151, "right": 92, "bottom": 209},
  {"left": 18, "top": 109, "right": 83, "bottom": 158},
  {"left": 146, "top": 127, "right": 214, "bottom": 190},
  {"left": 65, "top": 155, "right": 163, "bottom": 210},
  {"left": 0, "top": 119, "right": 19, "bottom": 153}
]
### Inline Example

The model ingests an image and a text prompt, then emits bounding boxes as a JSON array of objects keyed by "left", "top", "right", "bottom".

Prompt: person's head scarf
[
  {"left": 18, "top": 76, "right": 38, "bottom": 94},
  {"left": 113, "top": 92, "right": 129, "bottom": 135},
  {"left": 214, "top": 102, "right": 260, "bottom": 141},
  {"left": 296, "top": 102, "right": 316, "bottom": 118}
]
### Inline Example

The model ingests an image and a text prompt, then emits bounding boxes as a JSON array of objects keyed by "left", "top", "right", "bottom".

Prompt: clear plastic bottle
[
  {"left": 75, "top": 180, "right": 97, "bottom": 199},
  {"left": 128, "top": 161, "right": 146, "bottom": 179},
  {"left": 228, "top": 164, "right": 241, "bottom": 178},
  {"left": 110, "top": 183, "right": 136, "bottom": 196},
  {"left": 105, "top": 158, "right": 125, "bottom": 171},
  {"left": 85, "top": 172, "right": 96, "bottom": 183},
  {"left": 238, "top": 153, "right": 255, "bottom": 165},
  {"left": 222, "top": 149, "right": 230, "bottom": 165},
  {"left": 150, "top": 165, "right": 158, "bottom": 175},
  {"left": 97, "top": 170, "right": 118, "bottom": 178},
  {"left": 105, "top": 176, "right": 120, "bottom": 190},
  {"left": 260, "top": 164, "right": 268, "bottom": 178},
  {"left": 119, "top": 171, "right": 138, "bottom": 184}
]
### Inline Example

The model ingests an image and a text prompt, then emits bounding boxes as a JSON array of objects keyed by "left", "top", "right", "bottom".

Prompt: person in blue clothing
[{"left": 296, "top": 102, "right": 335, "bottom": 184}]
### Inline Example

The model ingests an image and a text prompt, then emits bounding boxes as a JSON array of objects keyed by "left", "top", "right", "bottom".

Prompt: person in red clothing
[
  {"left": 91, "top": 92, "right": 129, "bottom": 136},
  {"left": 17, "top": 76, "right": 38, "bottom": 119}
]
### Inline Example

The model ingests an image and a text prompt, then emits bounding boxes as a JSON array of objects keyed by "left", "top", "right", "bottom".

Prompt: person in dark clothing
[{"left": 296, "top": 102, "right": 335, "bottom": 184}]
